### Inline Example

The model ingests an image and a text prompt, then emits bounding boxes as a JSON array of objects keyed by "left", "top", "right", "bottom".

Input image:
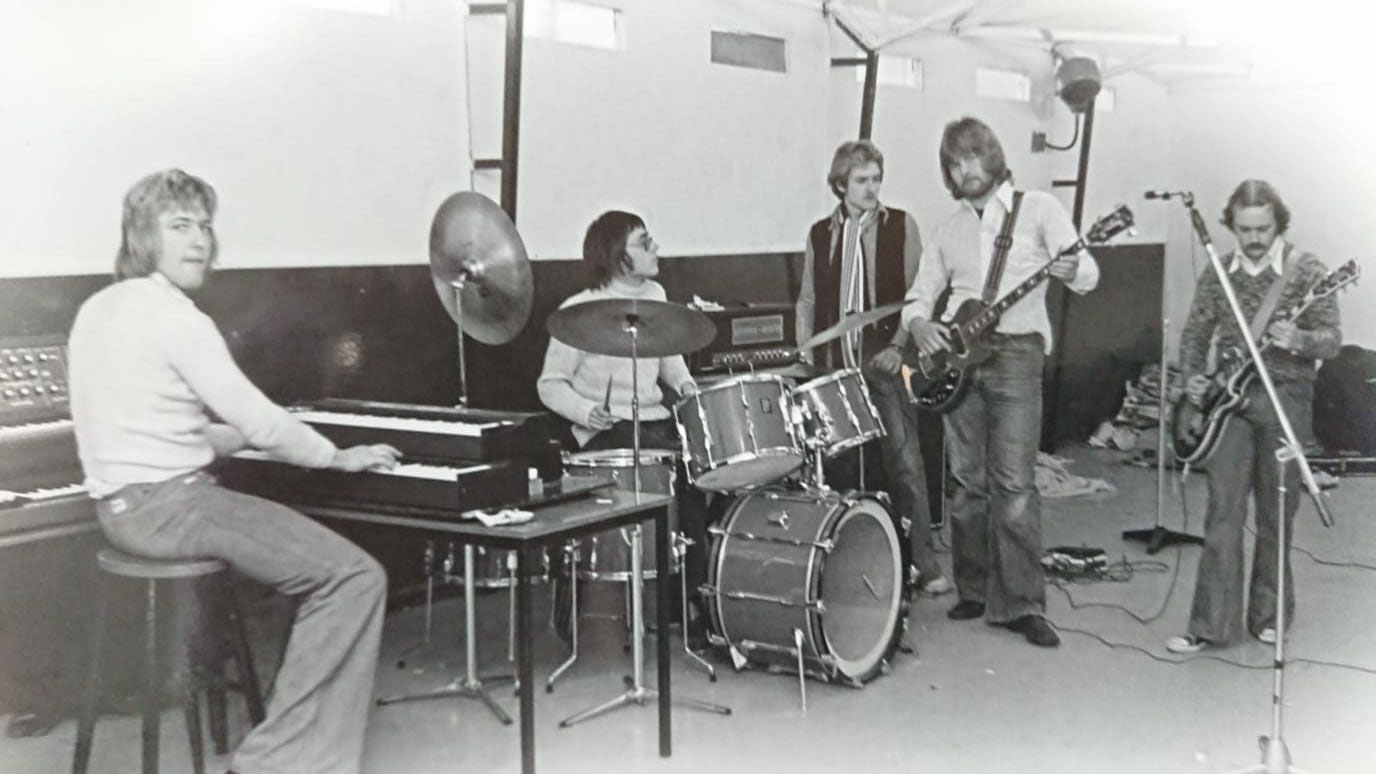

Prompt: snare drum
[
  {"left": 565, "top": 449, "right": 681, "bottom": 581},
  {"left": 674, "top": 374, "right": 804, "bottom": 491},
  {"left": 792, "top": 368, "right": 884, "bottom": 457},
  {"left": 704, "top": 487, "right": 904, "bottom": 685}
]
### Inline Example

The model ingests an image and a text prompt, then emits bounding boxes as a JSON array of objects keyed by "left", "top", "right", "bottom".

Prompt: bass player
[{"left": 900, "top": 116, "right": 1099, "bottom": 648}]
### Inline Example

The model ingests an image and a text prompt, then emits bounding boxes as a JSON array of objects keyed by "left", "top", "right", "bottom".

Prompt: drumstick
[{"left": 602, "top": 374, "right": 613, "bottom": 412}]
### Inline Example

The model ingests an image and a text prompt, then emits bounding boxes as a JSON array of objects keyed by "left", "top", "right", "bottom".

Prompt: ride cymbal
[{"left": 547, "top": 298, "right": 715, "bottom": 358}]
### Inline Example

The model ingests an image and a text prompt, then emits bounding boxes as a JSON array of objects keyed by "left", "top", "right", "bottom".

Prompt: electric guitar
[
  {"left": 1171, "top": 259, "right": 1360, "bottom": 465},
  {"left": 901, "top": 204, "right": 1135, "bottom": 412}
]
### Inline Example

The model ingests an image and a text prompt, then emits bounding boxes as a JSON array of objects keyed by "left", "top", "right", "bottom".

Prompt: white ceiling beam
[
  {"left": 871, "top": 0, "right": 979, "bottom": 50},
  {"left": 960, "top": 24, "right": 1219, "bottom": 49}
]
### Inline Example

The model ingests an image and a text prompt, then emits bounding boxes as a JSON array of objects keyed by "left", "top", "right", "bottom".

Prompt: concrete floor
[{"left": 3, "top": 445, "right": 1374, "bottom": 774}]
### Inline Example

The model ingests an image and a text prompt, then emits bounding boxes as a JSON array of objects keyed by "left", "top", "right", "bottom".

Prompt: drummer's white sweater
[{"left": 537, "top": 278, "right": 695, "bottom": 448}]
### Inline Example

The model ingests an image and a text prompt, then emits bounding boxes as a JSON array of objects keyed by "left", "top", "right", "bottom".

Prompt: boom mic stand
[
  {"left": 1153, "top": 192, "right": 1334, "bottom": 774},
  {"left": 1121, "top": 291, "right": 1203, "bottom": 553}
]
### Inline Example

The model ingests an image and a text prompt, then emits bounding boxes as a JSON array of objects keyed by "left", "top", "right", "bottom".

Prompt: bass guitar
[
  {"left": 901, "top": 204, "right": 1135, "bottom": 412},
  {"left": 1171, "top": 258, "right": 1359, "bottom": 465}
]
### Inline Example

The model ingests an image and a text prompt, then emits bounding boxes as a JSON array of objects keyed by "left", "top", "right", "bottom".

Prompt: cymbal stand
[
  {"left": 451, "top": 275, "right": 472, "bottom": 406},
  {"left": 676, "top": 534, "right": 716, "bottom": 681},
  {"left": 376, "top": 544, "right": 513, "bottom": 726},
  {"left": 561, "top": 314, "right": 731, "bottom": 727},
  {"left": 393, "top": 540, "right": 438, "bottom": 669}
]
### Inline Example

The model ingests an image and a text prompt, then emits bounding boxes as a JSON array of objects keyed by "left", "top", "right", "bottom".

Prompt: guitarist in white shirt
[
  {"left": 1166, "top": 180, "right": 1342, "bottom": 654},
  {"left": 901, "top": 117, "right": 1100, "bottom": 648}
]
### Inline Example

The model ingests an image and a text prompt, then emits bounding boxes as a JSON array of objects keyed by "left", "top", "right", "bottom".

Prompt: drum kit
[{"left": 546, "top": 287, "right": 912, "bottom": 713}]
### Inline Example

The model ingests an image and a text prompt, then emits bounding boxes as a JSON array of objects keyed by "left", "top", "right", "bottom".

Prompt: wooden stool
[{"left": 72, "top": 549, "right": 266, "bottom": 774}]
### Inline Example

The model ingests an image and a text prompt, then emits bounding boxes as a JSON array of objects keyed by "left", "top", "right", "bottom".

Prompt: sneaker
[
  {"left": 918, "top": 575, "right": 953, "bottom": 597},
  {"left": 1256, "top": 627, "right": 1277, "bottom": 644},
  {"left": 946, "top": 600, "right": 986, "bottom": 620},
  {"left": 1165, "top": 634, "right": 1210, "bottom": 654}
]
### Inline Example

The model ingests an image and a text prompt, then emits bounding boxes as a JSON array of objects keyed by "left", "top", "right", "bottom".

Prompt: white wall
[
  {"left": 1165, "top": 81, "right": 1376, "bottom": 350},
  {"left": 0, "top": 0, "right": 470, "bottom": 277}
]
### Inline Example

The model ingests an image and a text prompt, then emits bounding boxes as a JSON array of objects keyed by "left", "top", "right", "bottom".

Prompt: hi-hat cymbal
[
  {"left": 800, "top": 301, "right": 907, "bottom": 350},
  {"left": 429, "top": 192, "right": 533, "bottom": 345},
  {"left": 547, "top": 298, "right": 716, "bottom": 358}
]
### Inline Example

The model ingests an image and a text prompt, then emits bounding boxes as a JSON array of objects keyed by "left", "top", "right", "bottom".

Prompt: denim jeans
[
  {"left": 861, "top": 363, "right": 943, "bottom": 582},
  {"left": 96, "top": 472, "right": 386, "bottom": 774},
  {"left": 944, "top": 334, "right": 1046, "bottom": 623},
  {"left": 1187, "top": 379, "right": 1311, "bottom": 644}
]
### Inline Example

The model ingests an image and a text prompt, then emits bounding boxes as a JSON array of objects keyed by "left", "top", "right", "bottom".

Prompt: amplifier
[{"left": 687, "top": 304, "right": 799, "bottom": 374}]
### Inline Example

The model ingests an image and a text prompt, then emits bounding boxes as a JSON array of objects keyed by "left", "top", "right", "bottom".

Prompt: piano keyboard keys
[{"left": 288, "top": 409, "right": 503, "bottom": 438}]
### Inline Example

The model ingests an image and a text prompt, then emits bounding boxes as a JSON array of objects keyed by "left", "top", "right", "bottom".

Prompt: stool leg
[
  {"left": 141, "top": 578, "right": 160, "bottom": 774},
  {"left": 205, "top": 684, "right": 228, "bottom": 755},
  {"left": 220, "top": 579, "right": 265, "bottom": 725},
  {"left": 72, "top": 577, "right": 111, "bottom": 774},
  {"left": 183, "top": 690, "right": 205, "bottom": 774}
]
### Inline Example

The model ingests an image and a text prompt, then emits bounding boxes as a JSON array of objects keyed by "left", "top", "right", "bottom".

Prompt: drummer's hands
[
  {"left": 869, "top": 345, "right": 903, "bottom": 375},
  {"left": 587, "top": 406, "right": 618, "bottom": 430},
  {"left": 908, "top": 319, "right": 951, "bottom": 358},
  {"left": 331, "top": 444, "right": 402, "bottom": 472},
  {"left": 678, "top": 380, "right": 698, "bottom": 397},
  {"left": 1183, "top": 373, "right": 1211, "bottom": 405}
]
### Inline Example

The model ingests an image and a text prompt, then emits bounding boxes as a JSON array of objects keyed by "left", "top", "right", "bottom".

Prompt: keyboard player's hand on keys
[{"left": 331, "top": 444, "right": 403, "bottom": 472}]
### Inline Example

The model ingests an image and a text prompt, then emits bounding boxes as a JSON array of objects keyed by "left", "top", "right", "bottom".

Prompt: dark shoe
[
  {"left": 1008, "top": 614, "right": 1060, "bottom": 647},
  {"left": 946, "top": 600, "right": 986, "bottom": 620}
]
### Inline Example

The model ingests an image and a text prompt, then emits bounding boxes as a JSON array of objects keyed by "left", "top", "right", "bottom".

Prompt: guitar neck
[{"left": 957, "top": 260, "right": 1057, "bottom": 339}]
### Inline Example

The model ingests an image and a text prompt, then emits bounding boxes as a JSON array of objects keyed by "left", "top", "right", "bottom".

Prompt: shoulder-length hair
[
  {"left": 1220, "top": 179, "right": 1291, "bottom": 235},
  {"left": 827, "top": 140, "right": 885, "bottom": 200},
  {"left": 114, "top": 169, "right": 218, "bottom": 281},
  {"left": 938, "top": 116, "right": 1012, "bottom": 199},
  {"left": 582, "top": 210, "right": 644, "bottom": 289}
]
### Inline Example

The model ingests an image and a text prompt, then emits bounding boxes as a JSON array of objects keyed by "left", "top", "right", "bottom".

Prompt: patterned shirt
[{"left": 1178, "top": 242, "right": 1342, "bottom": 384}]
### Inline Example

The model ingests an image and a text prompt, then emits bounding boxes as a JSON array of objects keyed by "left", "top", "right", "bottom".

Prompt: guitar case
[{"left": 1313, "top": 344, "right": 1376, "bottom": 454}]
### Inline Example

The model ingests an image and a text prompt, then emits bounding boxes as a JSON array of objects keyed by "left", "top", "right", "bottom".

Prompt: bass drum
[{"left": 704, "top": 487, "right": 904, "bottom": 685}]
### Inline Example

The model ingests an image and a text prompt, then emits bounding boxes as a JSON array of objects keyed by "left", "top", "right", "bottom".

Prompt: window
[
  {"left": 855, "top": 55, "right": 923, "bottom": 89},
  {"left": 710, "top": 30, "right": 788, "bottom": 74},
  {"left": 975, "top": 67, "right": 1030, "bottom": 101},
  {"left": 522, "top": 0, "right": 623, "bottom": 50}
]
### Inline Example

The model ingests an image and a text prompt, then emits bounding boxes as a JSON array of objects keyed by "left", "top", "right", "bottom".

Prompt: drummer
[
  {"left": 796, "top": 140, "right": 951, "bottom": 598},
  {"left": 538, "top": 210, "right": 711, "bottom": 641}
]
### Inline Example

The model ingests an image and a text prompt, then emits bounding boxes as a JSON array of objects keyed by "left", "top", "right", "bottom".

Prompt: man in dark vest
[{"left": 796, "top": 139, "right": 950, "bottom": 597}]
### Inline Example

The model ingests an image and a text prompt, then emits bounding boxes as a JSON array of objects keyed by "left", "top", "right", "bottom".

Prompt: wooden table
[{"left": 303, "top": 490, "right": 675, "bottom": 774}]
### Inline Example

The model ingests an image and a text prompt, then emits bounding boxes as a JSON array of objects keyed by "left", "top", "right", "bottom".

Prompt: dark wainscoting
[{"left": 0, "top": 244, "right": 1157, "bottom": 445}]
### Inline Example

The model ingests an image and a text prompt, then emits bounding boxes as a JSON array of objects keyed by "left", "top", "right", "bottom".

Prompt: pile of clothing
[{"left": 1087, "top": 363, "right": 1182, "bottom": 452}]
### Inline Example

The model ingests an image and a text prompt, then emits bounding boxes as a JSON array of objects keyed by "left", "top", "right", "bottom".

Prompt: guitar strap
[
  {"left": 1247, "top": 244, "right": 1307, "bottom": 340},
  {"left": 982, "top": 191, "right": 1024, "bottom": 304}
]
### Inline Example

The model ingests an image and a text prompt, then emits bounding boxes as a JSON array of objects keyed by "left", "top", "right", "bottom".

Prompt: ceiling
[{"left": 810, "top": 0, "right": 1346, "bottom": 88}]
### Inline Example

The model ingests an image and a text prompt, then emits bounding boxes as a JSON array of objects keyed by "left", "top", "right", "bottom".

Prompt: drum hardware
[
  {"left": 546, "top": 542, "right": 582, "bottom": 692},
  {"left": 548, "top": 301, "right": 730, "bottom": 726},
  {"left": 699, "top": 583, "right": 826, "bottom": 611},
  {"left": 376, "top": 544, "right": 515, "bottom": 726},
  {"left": 393, "top": 539, "right": 439, "bottom": 670},
  {"left": 674, "top": 534, "right": 717, "bottom": 681},
  {"left": 798, "top": 301, "right": 905, "bottom": 351},
  {"left": 793, "top": 629, "right": 807, "bottom": 713},
  {"left": 707, "top": 524, "right": 835, "bottom": 552}
]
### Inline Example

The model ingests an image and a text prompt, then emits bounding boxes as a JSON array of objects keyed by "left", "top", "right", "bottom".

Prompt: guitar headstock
[
  {"left": 1307, "top": 259, "right": 1360, "bottom": 303},
  {"left": 1085, "top": 204, "right": 1135, "bottom": 245}
]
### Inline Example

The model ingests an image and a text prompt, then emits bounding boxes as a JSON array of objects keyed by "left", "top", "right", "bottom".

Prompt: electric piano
[
  {"left": 216, "top": 398, "right": 561, "bottom": 516},
  {"left": 0, "top": 335, "right": 96, "bottom": 546}
]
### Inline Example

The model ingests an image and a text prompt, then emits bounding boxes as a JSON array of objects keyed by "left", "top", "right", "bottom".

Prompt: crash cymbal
[
  {"left": 546, "top": 298, "right": 716, "bottom": 358},
  {"left": 800, "top": 301, "right": 906, "bottom": 350},
  {"left": 429, "top": 191, "right": 533, "bottom": 345}
]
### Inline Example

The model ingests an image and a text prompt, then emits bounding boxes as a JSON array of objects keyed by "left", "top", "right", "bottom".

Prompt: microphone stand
[{"left": 1158, "top": 192, "right": 1333, "bottom": 774}]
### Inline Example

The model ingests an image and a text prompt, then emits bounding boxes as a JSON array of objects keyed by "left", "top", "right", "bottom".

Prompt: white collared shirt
[
  {"left": 901, "top": 182, "right": 1100, "bottom": 353},
  {"left": 1228, "top": 237, "right": 1287, "bottom": 277}
]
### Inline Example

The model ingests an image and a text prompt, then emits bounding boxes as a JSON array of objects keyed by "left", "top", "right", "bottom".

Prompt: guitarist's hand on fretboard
[
  {"left": 1048, "top": 252, "right": 1083, "bottom": 283},
  {"left": 1266, "top": 320, "right": 1304, "bottom": 353}
]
